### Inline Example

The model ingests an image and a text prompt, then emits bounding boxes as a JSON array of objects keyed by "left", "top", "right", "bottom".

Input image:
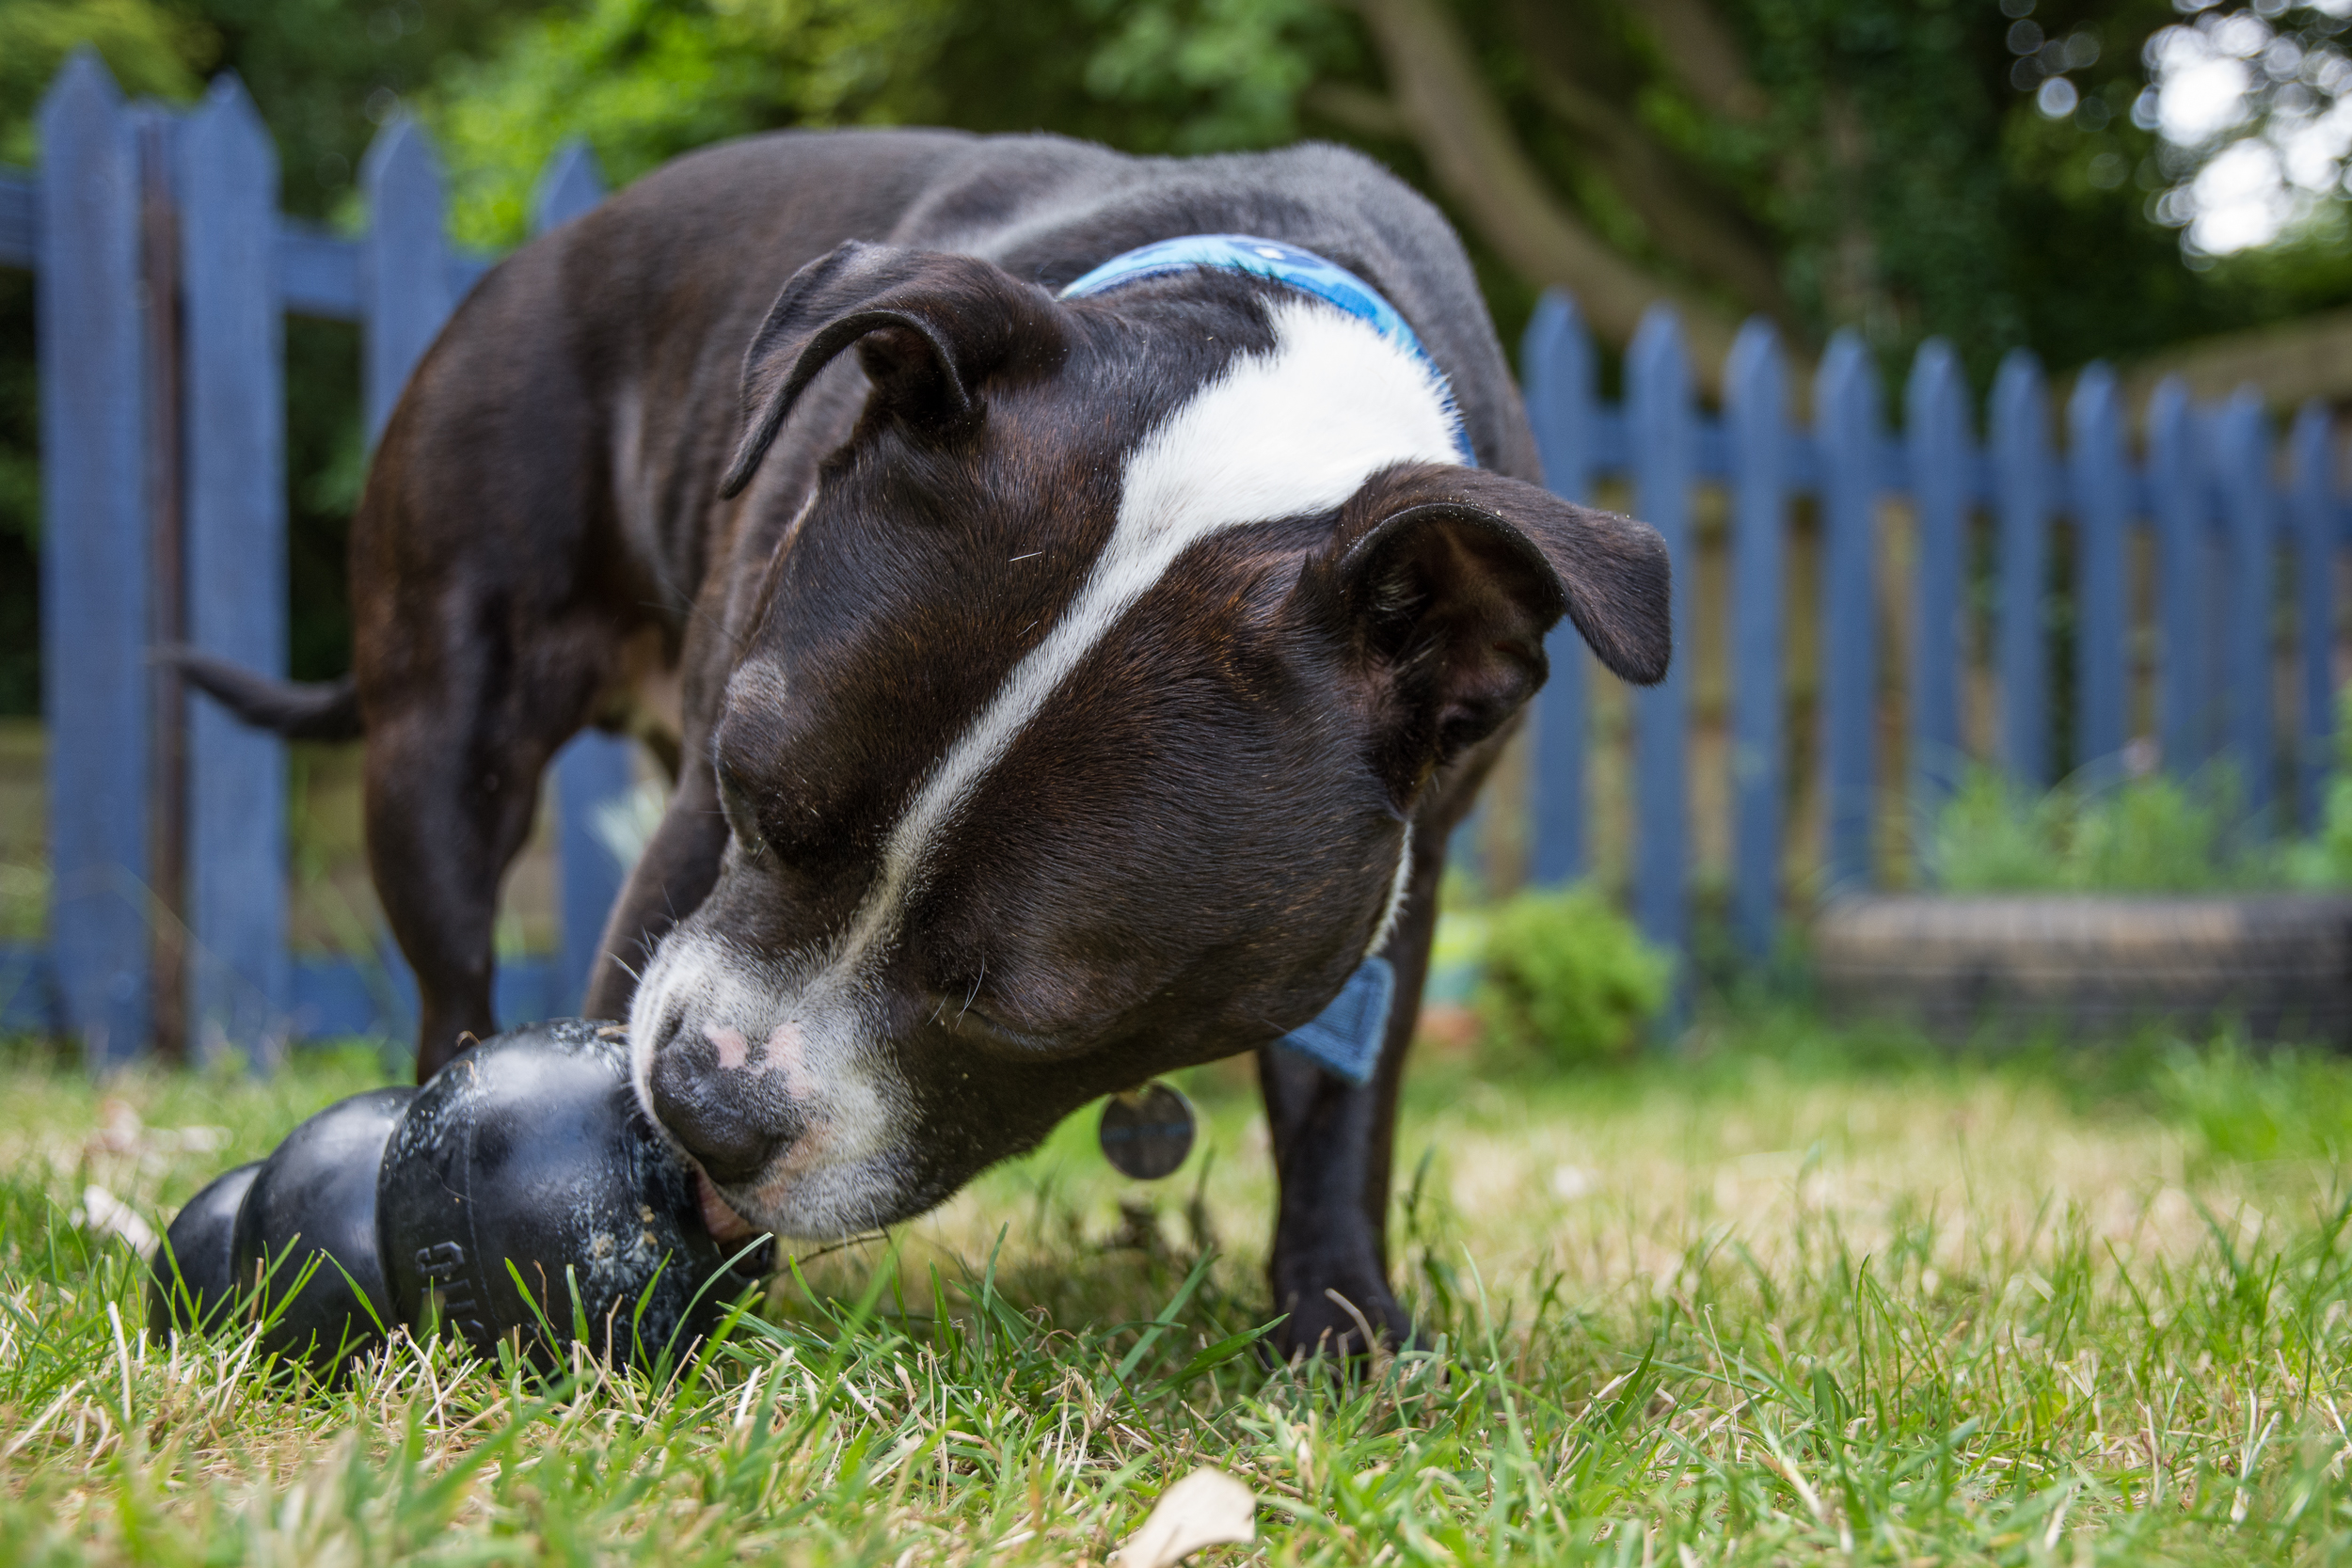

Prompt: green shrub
[
  {"left": 1470, "top": 883, "right": 1672, "bottom": 1066},
  {"left": 2280, "top": 685, "right": 2352, "bottom": 888},
  {"left": 1925, "top": 688, "right": 2352, "bottom": 895},
  {"left": 1926, "top": 767, "right": 2257, "bottom": 894}
]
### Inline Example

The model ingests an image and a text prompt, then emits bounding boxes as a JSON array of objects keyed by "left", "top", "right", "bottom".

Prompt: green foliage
[
  {"left": 430, "top": 0, "right": 955, "bottom": 250},
  {"left": 423, "top": 0, "right": 1357, "bottom": 249},
  {"left": 0, "top": 0, "right": 215, "bottom": 166},
  {"left": 1700, "top": 0, "right": 2248, "bottom": 378},
  {"left": 1470, "top": 881, "right": 1672, "bottom": 1065},
  {"left": 1929, "top": 689, "right": 2352, "bottom": 895},
  {"left": 2152, "top": 1037, "right": 2352, "bottom": 1163},
  {"left": 2278, "top": 684, "right": 2352, "bottom": 890},
  {"left": 1924, "top": 766, "right": 2275, "bottom": 894},
  {"left": 1074, "top": 0, "right": 1343, "bottom": 153},
  {"left": 5, "top": 1, "right": 2347, "bottom": 716}
]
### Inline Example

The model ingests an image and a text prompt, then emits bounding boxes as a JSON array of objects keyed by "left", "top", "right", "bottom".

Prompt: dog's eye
[
  {"left": 714, "top": 766, "right": 771, "bottom": 858},
  {"left": 948, "top": 1006, "right": 1052, "bottom": 1055},
  {"left": 945, "top": 995, "right": 1093, "bottom": 1060}
]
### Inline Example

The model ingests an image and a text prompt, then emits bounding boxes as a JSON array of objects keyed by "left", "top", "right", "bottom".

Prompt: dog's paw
[{"left": 1267, "top": 1275, "right": 1414, "bottom": 1365}]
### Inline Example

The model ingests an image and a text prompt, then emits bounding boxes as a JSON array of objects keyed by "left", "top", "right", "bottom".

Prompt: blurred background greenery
[{"left": 4, "top": 0, "right": 2350, "bottom": 760}]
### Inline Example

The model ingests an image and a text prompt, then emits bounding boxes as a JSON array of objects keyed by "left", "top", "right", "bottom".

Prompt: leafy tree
[{"left": 7, "top": 0, "right": 2352, "bottom": 717}]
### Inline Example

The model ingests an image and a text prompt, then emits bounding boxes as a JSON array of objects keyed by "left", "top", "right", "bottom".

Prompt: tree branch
[
  {"left": 1348, "top": 0, "right": 1747, "bottom": 378},
  {"left": 1626, "top": 0, "right": 1767, "bottom": 123},
  {"left": 1524, "top": 59, "right": 1792, "bottom": 325},
  {"left": 1302, "top": 82, "right": 1408, "bottom": 140}
]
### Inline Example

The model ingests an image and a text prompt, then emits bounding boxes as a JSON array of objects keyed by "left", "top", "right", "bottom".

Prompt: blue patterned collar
[{"left": 1060, "top": 234, "right": 1474, "bottom": 466}]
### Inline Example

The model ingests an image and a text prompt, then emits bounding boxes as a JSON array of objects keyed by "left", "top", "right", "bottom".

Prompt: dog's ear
[
  {"left": 719, "top": 242, "right": 1066, "bottom": 499},
  {"left": 1292, "top": 462, "right": 1671, "bottom": 802}
]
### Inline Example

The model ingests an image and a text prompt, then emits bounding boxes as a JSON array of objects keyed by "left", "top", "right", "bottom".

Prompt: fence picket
[
  {"left": 2216, "top": 389, "right": 2277, "bottom": 826},
  {"left": 529, "top": 142, "right": 635, "bottom": 1014},
  {"left": 2068, "top": 363, "right": 2130, "bottom": 777},
  {"left": 1523, "top": 290, "right": 1596, "bottom": 887},
  {"left": 1816, "top": 332, "right": 1880, "bottom": 890},
  {"left": 360, "top": 119, "right": 453, "bottom": 444},
  {"left": 180, "top": 75, "right": 288, "bottom": 1061},
  {"left": 2147, "top": 378, "right": 2209, "bottom": 773},
  {"left": 1992, "top": 351, "right": 2053, "bottom": 786},
  {"left": 37, "top": 52, "right": 151, "bottom": 1066},
  {"left": 1904, "top": 340, "right": 1969, "bottom": 818},
  {"left": 533, "top": 139, "right": 604, "bottom": 235},
  {"left": 1724, "top": 318, "right": 1787, "bottom": 954},
  {"left": 1628, "top": 307, "right": 1693, "bottom": 985},
  {"left": 2291, "top": 401, "right": 2337, "bottom": 828}
]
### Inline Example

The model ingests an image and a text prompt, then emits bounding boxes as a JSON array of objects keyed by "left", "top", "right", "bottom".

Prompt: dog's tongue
[{"left": 695, "top": 1168, "right": 759, "bottom": 1243}]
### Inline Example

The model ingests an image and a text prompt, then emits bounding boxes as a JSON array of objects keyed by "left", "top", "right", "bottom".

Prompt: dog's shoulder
[{"left": 881, "top": 135, "right": 1535, "bottom": 477}]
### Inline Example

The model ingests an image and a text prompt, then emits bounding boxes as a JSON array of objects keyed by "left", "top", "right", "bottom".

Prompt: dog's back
[{"left": 358, "top": 129, "right": 1539, "bottom": 729}]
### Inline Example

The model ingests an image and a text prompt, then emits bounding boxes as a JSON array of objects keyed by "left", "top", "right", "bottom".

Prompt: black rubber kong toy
[{"left": 148, "top": 1020, "right": 771, "bottom": 1373}]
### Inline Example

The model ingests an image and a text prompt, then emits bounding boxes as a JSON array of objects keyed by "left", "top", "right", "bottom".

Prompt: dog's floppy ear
[
  {"left": 719, "top": 242, "right": 1066, "bottom": 498},
  {"left": 1293, "top": 462, "right": 1671, "bottom": 802}
]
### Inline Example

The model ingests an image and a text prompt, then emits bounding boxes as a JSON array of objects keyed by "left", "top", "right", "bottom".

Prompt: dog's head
[{"left": 629, "top": 242, "right": 1669, "bottom": 1238}]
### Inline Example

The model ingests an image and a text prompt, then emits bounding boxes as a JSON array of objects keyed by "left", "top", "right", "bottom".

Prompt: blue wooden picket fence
[
  {"left": 0, "top": 55, "right": 636, "bottom": 1062},
  {"left": 0, "top": 52, "right": 2343, "bottom": 1062},
  {"left": 1523, "top": 297, "right": 2343, "bottom": 972}
]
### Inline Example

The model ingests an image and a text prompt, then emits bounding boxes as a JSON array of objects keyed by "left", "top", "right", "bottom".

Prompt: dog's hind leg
[{"left": 361, "top": 654, "right": 590, "bottom": 1083}]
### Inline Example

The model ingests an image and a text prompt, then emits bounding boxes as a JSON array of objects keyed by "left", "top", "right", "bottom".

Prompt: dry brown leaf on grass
[{"left": 1110, "top": 1467, "right": 1256, "bottom": 1568}]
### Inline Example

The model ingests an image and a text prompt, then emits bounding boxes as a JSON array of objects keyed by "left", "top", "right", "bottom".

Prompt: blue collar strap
[
  {"left": 1059, "top": 234, "right": 1474, "bottom": 466},
  {"left": 1274, "top": 956, "right": 1395, "bottom": 1085}
]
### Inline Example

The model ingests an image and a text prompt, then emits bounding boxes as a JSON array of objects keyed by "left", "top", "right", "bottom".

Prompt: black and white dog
[{"left": 199, "top": 129, "right": 1669, "bottom": 1356}]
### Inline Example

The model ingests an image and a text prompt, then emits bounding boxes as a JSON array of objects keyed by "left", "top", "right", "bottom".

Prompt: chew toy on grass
[{"left": 147, "top": 1020, "right": 770, "bottom": 1374}]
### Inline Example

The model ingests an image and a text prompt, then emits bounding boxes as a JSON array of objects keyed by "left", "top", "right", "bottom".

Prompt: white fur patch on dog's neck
[{"left": 823, "top": 294, "right": 1459, "bottom": 977}]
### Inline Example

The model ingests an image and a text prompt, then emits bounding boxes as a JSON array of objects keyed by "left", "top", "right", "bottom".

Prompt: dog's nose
[{"left": 647, "top": 1029, "right": 791, "bottom": 1187}]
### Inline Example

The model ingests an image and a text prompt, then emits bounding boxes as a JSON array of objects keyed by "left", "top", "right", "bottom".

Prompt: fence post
[
  {"left": 2215, "top": 388, "right": 2276, "bottom": 827},
  {"left": 1522, "top": 290, "right": 1595, "bottom": 887},
  {"left": 1904, "top": 340, "right": 1969, "bottom": 823},
  {"left": 1991, "top": 350, "right": 2053, "bottom": 787},
  {"left": 2068, "top": 362, "right": 2129, "bottom": 778},
  {"left": 2148, "top": 377, "right": 2210, "bottom": 774},
  {"left": 353, "top": 118, "right": 456, "bottom": 1040},
  {"left": 1628, "top": 307, "right": 1692, "bottom": 1001},
  {"left": 180, "top": 75, "right": 288, "bottom": 1063},
  {"left": 2290, "top": 401, "right": 2337, "bottom": 828},
  {"left": 360, "top": 119, "right": 453, "bottom": 445},
  {"left": 532, "top": 143, "right": 636, "bottom": 1015},
  {"left": 1816, "top": 331, "right": 1879, "bottom": 892},
  {"left": 38, "top": 52, "right": 151, "bottom": 1065},
  {"left": 1724, "top": 318, "right": 1786, "bottom": 956}
]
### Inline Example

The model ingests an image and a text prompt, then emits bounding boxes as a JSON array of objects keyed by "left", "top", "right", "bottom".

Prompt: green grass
[{"left": 8, "top": 1016, "right": 2352, "bottom": 1563}]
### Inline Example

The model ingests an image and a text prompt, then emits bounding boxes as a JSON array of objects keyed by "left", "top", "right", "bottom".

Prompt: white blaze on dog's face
[{"left": 628, "top": 246, "right": 1670, "bottom": 1240}]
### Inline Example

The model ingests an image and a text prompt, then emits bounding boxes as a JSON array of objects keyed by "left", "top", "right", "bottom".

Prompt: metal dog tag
[{"left": 1098, "top": 1083, "right": 1196, "bottom": 1180}]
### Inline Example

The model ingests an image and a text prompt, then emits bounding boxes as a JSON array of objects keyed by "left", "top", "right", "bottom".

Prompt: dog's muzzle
[{"left": 644, "top": 1021, "right": 804, "bottom": 1186}]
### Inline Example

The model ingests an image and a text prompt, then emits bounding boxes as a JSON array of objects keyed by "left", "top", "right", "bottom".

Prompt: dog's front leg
[
  {"left": 1259, "top": 834, "right": 1444, "bottom": 1361},
  {"left": 581, "top": 759, "right": 728, "bottom": 1022}
]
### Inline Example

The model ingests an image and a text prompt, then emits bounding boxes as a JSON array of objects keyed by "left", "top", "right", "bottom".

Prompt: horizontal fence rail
[{"left": 1, "top": 49, "right": 2346, "bottom": 1056}]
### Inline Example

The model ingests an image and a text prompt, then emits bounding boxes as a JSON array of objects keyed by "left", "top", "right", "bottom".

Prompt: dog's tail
[{"left": 165, "top": 647, "right": 365, "bottom": 742}]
